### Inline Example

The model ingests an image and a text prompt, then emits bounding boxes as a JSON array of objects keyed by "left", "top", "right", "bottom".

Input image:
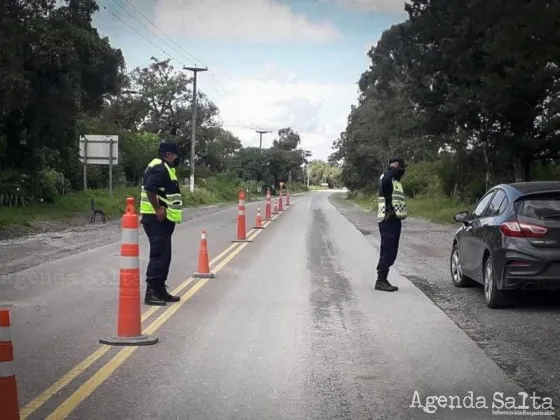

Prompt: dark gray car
[{"left": 450, "top": 181, "right": 560, "bottom": 308}]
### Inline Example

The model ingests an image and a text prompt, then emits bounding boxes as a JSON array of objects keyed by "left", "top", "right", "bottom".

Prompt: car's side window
[
  {"left": 472, "top": 191, "right": 495, "bottom": 218},
  {"left": 484, "top": 189, "right": 507, "bottom": 217},
  {"left": 497, "top": 195, "right": 510, "bottom": 214}
]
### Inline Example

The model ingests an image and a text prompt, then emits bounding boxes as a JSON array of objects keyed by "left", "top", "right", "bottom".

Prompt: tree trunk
[
  {"left": 513, "top": 159, "right": 523, "bottom": 182},
  {"left": 513, "top": 158, "right": 525, "bottom": 182},
  {"left": 524, "top": 159, "right": 532, "bottom": 182},
  {"left": 482, "top": 141, "right": 493, "bottom": 190},
  {"left": 512, "top": 155, "right": 532, "bottom": 182}
]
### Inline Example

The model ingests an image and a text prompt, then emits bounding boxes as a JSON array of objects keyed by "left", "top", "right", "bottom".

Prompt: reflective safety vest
[
  {"left": 377, "top": 173, "right": 407, "bottom": 220},
  {"left": 140, "top": 158, "right": 183, "bottom": 223}
]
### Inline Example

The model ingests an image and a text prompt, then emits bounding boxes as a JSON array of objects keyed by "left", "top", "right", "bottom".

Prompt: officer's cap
[
  {"left": 158, "top": 140, "right": 180, "bottom": 156},
  {"left": 389, "top": 157, "right": 406, "bottom": 168}
]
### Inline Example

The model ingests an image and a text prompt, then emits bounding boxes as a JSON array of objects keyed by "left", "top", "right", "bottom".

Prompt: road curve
[{"left": 10, "top": 191, "right": 552, "bottom": 419}]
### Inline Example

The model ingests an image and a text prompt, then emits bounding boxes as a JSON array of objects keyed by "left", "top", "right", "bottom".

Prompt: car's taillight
[
  {"left": 507, "top": 260, "right": 531, "bottom": 267},
  {"left": 499, "top": 221, "right": 548, "bottom": 237}
]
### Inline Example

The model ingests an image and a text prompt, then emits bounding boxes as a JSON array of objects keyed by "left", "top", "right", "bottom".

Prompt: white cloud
[
  {"left": 331, "top": 0, "right": 407, "bottom": 13},
  {"left": 208, "top": 64, "right": 358, "bottom": 160},
  {"left": 154, "top": 0, "right": 340, "bottom": 43}
]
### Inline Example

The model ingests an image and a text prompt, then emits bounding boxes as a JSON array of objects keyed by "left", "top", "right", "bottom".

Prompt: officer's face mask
[
  {"left": 167, "top": 153, "right": 180, "bottom": 167},
  {"left": 393, "top": 168, "right": 406, "bottom": 180}
]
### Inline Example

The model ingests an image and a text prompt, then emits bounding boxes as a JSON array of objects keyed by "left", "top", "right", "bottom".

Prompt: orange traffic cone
[
  {"left": 0, "top": 308, "right": 20, "bottom": 420},
  {"left": 100, "top": 197, "right": 158, "bottom": 346},
  {"left": 193, "top": 230, "right": 215, "bottom": 278},
  {"left": 278, "top": 193, "right": 284, "bottom": 211},
  {"left": 265, "top": 188, "right": 272, "bottom": 221},
  {"left": 232, "top": 189, "right": 252, "bottom": 243},
  {"left": 254, "top": 206, "right": 264, "bottom": 229}
]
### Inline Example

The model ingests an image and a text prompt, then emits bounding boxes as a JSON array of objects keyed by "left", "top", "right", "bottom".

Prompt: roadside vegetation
[
  {"left": 329, "top": 0, "right": 560, "bottom": 224},
  {"left": 0, "top": 177, "right": 309, "bottom": 229},
  {"left": 0, "top": 1, "right": 308, "bottom": 234}
]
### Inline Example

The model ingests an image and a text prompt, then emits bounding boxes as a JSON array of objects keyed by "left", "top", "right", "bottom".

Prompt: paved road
[
  {"left": 0, "top": 202, "right": 244, "bottom": 275},
  {"left": 331, "top": 192, "right": 560, "bottom": 419},
  {"left": 2, "top": 191, "right": 556, "bottom": 419},
  {"left": 0, "top": 197, "right": 272, "bottom": 408}
]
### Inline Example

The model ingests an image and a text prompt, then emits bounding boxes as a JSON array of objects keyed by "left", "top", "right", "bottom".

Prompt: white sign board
[{"left": 79, "top": 135, "right": 118, "bottom": 165}]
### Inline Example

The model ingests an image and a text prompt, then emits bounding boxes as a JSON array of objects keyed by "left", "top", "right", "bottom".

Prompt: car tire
[
  {"left": 483, "top": 255, "right": 510, "bottom": 309},
  {"left": 450, "top": 243, "right": 476, "bottom": 287}
]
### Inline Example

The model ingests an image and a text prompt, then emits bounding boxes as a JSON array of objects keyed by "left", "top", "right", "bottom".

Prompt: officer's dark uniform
[
  {"left": 140, "top": 141, "right": 183, "bottom": 306},
  {"left": 375, "top": 158, "right": 407, "bottom": 292}
]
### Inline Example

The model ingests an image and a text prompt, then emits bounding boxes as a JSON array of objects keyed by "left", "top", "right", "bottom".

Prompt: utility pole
[
  {"left": 184, "top": 66, "right": 208, "bottom": 193},
  {"left": 256, "top": 129, "right": 272, "bottom": 149}
]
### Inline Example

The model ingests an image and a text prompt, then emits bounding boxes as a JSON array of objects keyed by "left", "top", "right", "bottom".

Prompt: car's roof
[{"left": 505, "top": 181, "right": 560, "bottom": 195}]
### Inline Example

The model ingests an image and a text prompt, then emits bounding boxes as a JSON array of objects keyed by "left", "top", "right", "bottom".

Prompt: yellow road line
[
  {"left": 139, "top": 241, "right": 240, "bottom": 323},
  {"left": 46, "top": 228, "right": 263, "bottom": 419},
  {"left": 20, "top": 213, "right": 276, "bottom": 419},
  {"left": 19, "top": 231, "right": 252, "bottom": 419}
]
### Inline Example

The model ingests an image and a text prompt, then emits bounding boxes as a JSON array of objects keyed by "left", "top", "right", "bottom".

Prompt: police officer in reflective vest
[
  {"left": 140, "top": 140, "right": 183, "bottom": 306},
  {"left": 376, "top": 158, "right": 407, "bottom": 292}
]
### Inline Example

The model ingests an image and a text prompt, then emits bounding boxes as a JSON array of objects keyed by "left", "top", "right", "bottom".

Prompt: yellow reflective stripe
[
  {"left": 378, "top": 177, "right": 407, "bottom": 219},
  {"left": 378, "top": 193, "right": 405, "bottom": 200},
  {"left": 141, "top": 159, "right": 182, "bottom": 217},
  {"left": 140, "top": 193, "right": 180, "bottom": 207},
  {"left": 148, "top": 158, "right": 163, "bottom": 167},
  {"left": 165, "top": 207, "right": 182, "bottom": 222}
]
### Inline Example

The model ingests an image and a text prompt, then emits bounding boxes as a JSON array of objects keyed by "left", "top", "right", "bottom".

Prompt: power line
[
  {"left": 112, "top": 0, "right": 229, "bottom": 101},
  {"left": 118, "top": 0, "right": 203, "bottom": 66},
  {"left": 98, "top": 0, "right": 220, "bottom": 100},
  {"left": 98, "top": 1, "right": 177, "bottom": 62},
  {"left": 110, "top": 0, "right": 188, "bottom": 62},
  {"left": 97, "top": 0, "right": 263, "bottom": 139}
]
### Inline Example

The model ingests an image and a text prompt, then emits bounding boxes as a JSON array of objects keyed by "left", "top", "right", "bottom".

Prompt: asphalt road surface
[{"left": 1, "top": 191, "right": 557, "bottom": 419}]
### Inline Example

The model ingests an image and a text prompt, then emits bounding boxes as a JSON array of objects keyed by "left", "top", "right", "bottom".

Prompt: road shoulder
[{"left": 329, "top": 191, "right": 560, "bottom": 418}]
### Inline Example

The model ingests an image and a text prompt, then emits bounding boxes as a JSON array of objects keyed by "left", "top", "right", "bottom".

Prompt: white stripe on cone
[
  {"left": 121, "top": 228, "right": 138, "bottom": 244},
  {"left": 120, "top": 256, "right": 140, "bottom": 270},
  {"left": 0, "top": 326, "right": 11, "bottom": 342},
  {"left": 0, "top": 361, "right": 15, "bottom": 378}
]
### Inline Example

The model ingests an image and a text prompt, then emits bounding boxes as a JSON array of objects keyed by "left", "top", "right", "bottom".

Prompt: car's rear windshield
[{"left": 515, "top": 193, "right": 560, "bottom": 220}]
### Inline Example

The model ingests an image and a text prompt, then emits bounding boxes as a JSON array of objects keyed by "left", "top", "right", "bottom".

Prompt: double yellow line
[{"left": 21, "top": 208, "right": 287, "bottom": 419}]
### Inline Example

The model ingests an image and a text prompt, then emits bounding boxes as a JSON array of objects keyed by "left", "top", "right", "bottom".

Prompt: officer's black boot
[
  {"left": 375, "top": 271, "right": 398, "bottom": 292},
  {"left": 160, "top": 285, "right": 180, "bottom": 303},
  {"left": 144, "top": 287, "right": 167, "bottom": 306}
]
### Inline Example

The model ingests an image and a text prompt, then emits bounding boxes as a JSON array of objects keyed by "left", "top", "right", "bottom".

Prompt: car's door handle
[{"left": 465, "top": 225, "right": 473, "bottom": 232}]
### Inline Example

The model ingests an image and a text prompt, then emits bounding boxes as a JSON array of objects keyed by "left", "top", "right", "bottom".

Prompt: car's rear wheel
[
  {"left": 483, "top": 255, "right": 510, "bottom": 308},
  {"left": 450, "top": 243, "right": 475, "bottom": 287}
]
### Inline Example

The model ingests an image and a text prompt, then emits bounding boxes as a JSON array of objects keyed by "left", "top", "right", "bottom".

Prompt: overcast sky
[{"left": 93, "top": 0, "right": 407, "bottom": 160}]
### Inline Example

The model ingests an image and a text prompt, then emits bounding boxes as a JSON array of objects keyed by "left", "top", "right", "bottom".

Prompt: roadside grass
[
  {"left": 0, "top": 180, "right": 309, "bottom": 229},
  {"left": 347, "top": 193, "right": 470, "bottom": 225},
  {"left": 0, "top": 187, "right": 138, "bottom": 228}
]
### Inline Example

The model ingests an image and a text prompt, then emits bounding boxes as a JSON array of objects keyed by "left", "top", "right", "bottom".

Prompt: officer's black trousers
[
  {"left": 141, "top": 215, "right": 176, "bottom": 289},
  {"left": 376, "top": 218, "right": 402, "bottom": 280}
]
